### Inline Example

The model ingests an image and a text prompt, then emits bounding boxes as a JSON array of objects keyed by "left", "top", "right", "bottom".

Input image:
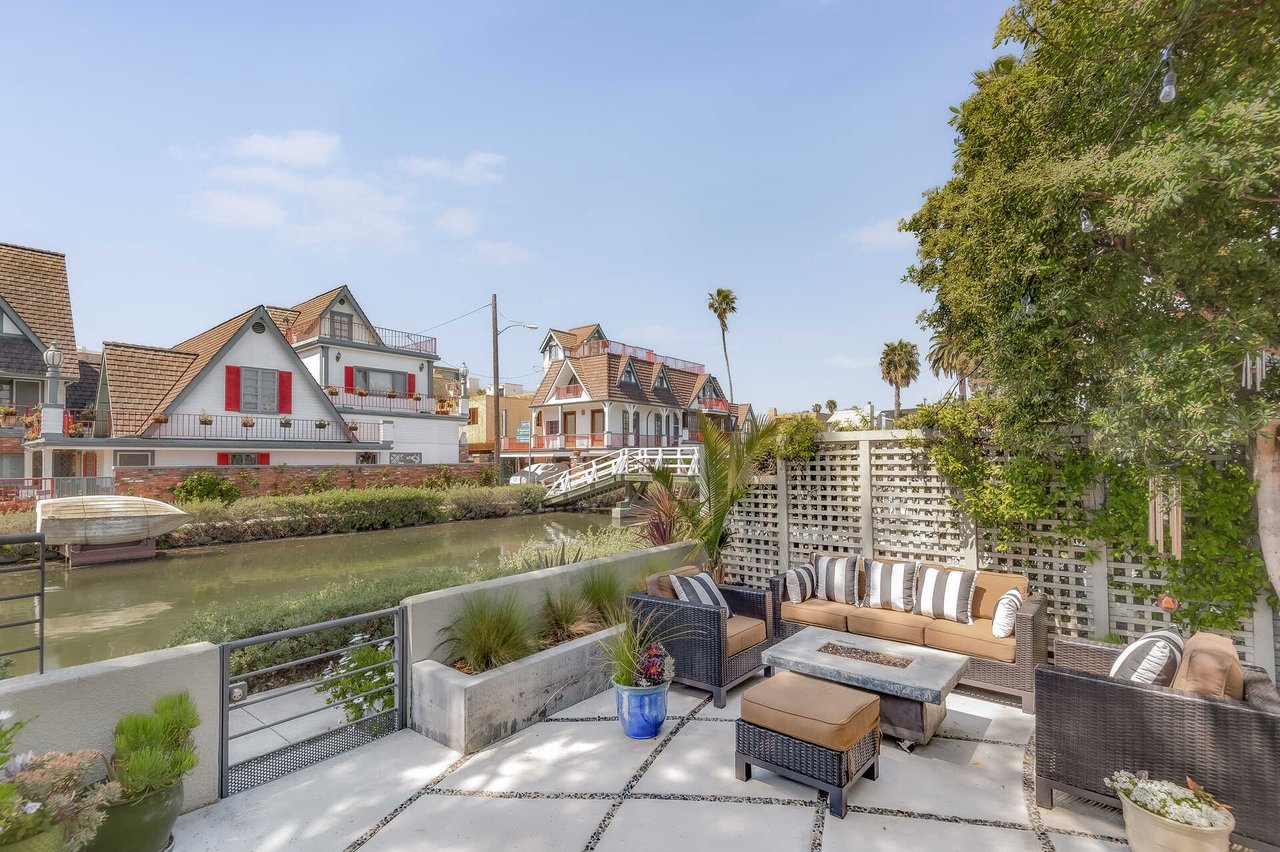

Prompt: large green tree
[
  {"left": 879, "top": 340, "right": 920, "bottom": 418},
  {"left": 903, "top": 1, "right": 1280, "bottom": 594}
]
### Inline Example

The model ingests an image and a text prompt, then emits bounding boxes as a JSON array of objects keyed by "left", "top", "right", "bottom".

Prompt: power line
[{"left": 419, "top": 303, "right": 489, "bottom": 334}]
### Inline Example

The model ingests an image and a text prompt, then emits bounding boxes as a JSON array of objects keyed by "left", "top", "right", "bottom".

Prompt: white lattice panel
[
  {"left": 722, "top": 479, "right": 781, "bottom": 587},
  {"left": 869, "top": 440, "right": 965, "bottom": 564},
  {"left": 979, "top": 521, "right": 1095, "bottom": 640},
  {"left": 785, "top": 440, "right": 864, "bottom": 566}
]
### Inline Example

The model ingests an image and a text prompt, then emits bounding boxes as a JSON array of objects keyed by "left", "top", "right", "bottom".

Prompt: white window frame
[
  {"left": 113, "top": 451, "right": 154, "bottom": 468},
  {"left": 227, "top": 452, "right": 260, "bottom": 466},
  {"left": 240, "top": 367, "right": 279, "bottom": 413}
]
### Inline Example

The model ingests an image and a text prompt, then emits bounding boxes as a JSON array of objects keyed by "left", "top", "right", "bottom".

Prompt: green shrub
[
  {"left": 497, "top": 527, "right": 643, "bottom": 574},
  {"left": 437, "top": 593, "right": 539, "bottom": 673},
  {"left": 317, "top": 638, "right": 395, "bottom": 723},
  {"left": 107, "top": 692, "right": 200, "bottom": 798},
  {"left": 540, "top": 588, "right": 601, "bottom": 644},
  {"left": 578, "top": 567, "right": 629, "bottom": 626},
  {"left": 173, "top": 471, "right": 240, "bottom": 505}
]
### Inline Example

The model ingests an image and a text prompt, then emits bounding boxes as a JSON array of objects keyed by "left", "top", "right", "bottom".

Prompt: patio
[{"left": 174, "top": 676, "right": 1129, "bottom": 852}]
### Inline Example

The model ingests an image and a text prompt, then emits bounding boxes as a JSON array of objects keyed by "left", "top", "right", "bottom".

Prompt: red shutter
[
  {"left": 344, "top": 366, "right": 355, "bottom": 393},
  {"left": 258, "top": 453, "right": 270, "bottom": 465},
  {"left": 225, "top": 366, "right": 241, "bottom": 411},
  {"left": 216, "top": 453, "right": 231, "bottom": 466},
  {"left": 278, "top": 372, "right": 292, "bottom": 414},
  {"left": 406, "top": 374, "right": 416, "bottom": 395}
]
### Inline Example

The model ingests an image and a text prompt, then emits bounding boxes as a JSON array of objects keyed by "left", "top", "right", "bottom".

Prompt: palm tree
[
  {"left": 825, "top": 399, "right": 838, "bottom": 414},
  {"left": 879, "top": 340, "right": 920, "bottom": 419},
  {"left": 926, "top": 335, "right": 979, "bottom": 401},
  {"left": 649, "top": 413, "right": 779, "bottom": 582},
  {"left": 811, "top": 403, "right": 822, "bottom": 414},
  {"left": 707, "top": 288, "right": 737, "bottom": 403}
]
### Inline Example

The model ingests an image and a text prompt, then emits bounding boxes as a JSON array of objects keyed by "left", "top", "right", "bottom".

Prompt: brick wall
[{"left": 114, "top": 463, "right": 492, "bottom": 501}]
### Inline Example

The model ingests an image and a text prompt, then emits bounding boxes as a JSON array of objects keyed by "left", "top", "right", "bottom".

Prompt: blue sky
[{"left": 0, "top": 1, "right": 1008, "bottom": 413}]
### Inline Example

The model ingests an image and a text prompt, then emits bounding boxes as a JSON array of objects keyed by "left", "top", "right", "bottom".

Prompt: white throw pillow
[{"left": 991, "top": 588, "right": 1022, "bottom": 638}]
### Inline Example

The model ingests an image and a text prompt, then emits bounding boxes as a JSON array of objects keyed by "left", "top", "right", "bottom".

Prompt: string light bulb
[
  {"left": 1157, "top": 45, "right": 1176, "bottom": 103},
  {"left": 1079, "top": 208, "right": 1095, "bottom": 233}
]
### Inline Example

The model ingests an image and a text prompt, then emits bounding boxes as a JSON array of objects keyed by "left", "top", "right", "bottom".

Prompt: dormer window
[
  {"left": 619, "top": 362, "right": 638, "bottom": 385},
  {"left": 653, "top": 367, "right": 670, "bottom": 391}
]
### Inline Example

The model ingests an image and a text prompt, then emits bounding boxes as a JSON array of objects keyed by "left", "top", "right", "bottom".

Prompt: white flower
[
  {"left": 0, "top": 710, "right": 14, "bottom": 724},
  {"left": 21, "top": 801, "right": 40, "bottom": 815},
  {"left": 4, "top": 751, "right": 35, "bottom": 775}
]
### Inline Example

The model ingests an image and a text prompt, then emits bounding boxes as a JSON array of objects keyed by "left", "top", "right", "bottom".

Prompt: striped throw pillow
[
  {"left": 1108, "top": 629, "right": 1184, "bottom": 686},
  {"left": 991, "top": 588, "right": 1022, "bottom": 638},
  {"left": 785, "top": 564, "right": 817, "bottom": 604},
  {"left": 914, "top": 565, "right": 977, "bottom": 624},
  {"left": 671, "top": 572, "right": 731, "bottom": 617},
  {"left": 813, "top": 554, "right": 860, "bottom": 605},
  {"left": 863, "top": 559, "right": 918, "bottom": 613}
]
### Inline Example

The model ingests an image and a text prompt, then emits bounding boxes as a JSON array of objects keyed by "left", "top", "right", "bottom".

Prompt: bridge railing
[{"left": 544, "top": 446, "right": 700, "bottom": 498}]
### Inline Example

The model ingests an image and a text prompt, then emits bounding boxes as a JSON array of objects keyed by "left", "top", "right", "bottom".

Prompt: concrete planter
[{"left": 412, "top": 625, "right": 621, "bottom": 754}]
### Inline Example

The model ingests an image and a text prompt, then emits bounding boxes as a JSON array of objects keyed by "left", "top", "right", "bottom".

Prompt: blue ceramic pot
[{"left": 614, "top": 680, "right": 669, "bottom": 739}]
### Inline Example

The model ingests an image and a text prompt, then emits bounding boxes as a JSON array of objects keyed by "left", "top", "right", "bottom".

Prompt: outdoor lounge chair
[
  {"left": 1036, "top": 635, "right": 1280, "bottom": 852},
  {"left": 627, "top": 566, "right": 775, "bottom": 708}
]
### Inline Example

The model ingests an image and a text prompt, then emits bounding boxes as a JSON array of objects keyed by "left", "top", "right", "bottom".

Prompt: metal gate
[
  {"left": 219, "top": 606, "right": 407, "bottom": 796},
  {"left": 0, "top": 533, "right": 46, "bottom": 675}
]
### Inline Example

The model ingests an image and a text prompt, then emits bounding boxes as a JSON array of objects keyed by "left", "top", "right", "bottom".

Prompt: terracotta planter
[
  {"left": 1119, "top": 791, "right": 1233, "bottom": 852},
  {"left": 0, "top": 415, "right": 17, "bottom": 428},
  {"left": 84, "top": 783, "right": 183, "bottom": 852},
  {"left": 0, "top": 824, "right": 64, "bottom": 852}
]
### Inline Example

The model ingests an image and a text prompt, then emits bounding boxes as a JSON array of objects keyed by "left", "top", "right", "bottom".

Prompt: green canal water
[{"left": 0, "top": 512, "right": 608, "bottom": 675}]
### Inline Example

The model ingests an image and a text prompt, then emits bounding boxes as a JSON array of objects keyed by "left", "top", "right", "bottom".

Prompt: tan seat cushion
[
  {"left": 780, "top": 598, "right": 856, "bottom": 631},
  {"left": 726, "top": 615, "right": 767, "bottom": 657},
  {"left": 645, "top": 565, "right": 702, "bottom": 599},
  {"left": 972, "top": 573, "right": 1030, "bottom": 621},
  {"left": 925, "top": 618, "right": 1016, "bottom": 663},
  {"left": 741, "top": 671, "right": 879, "bottom": 751},
  {"left": 846, "top": 607, "right": 933, "bottom": 645},
  {"left": 1171, "top": 632, "right": 1244, "bottom": 701}
]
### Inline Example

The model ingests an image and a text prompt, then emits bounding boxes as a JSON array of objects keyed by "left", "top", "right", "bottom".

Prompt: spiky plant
[
  {"left": 541, "top": 587, "right": 603, "bottom": 644},
  {"left": 107, "top": 691, "right": 200, "bottom": 798},
  {"left": 578, "top": 568, "right": 629, "bottom": 626},
  {"left": 437, "top": 593, "right": 539, "bottom": 673}
]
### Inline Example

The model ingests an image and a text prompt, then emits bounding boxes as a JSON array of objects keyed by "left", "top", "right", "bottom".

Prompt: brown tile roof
[
  {"left": 535, "top": 353, "right": 700, "bottom": 409},
  {"left": 102, "top": 342, "right": 197, "bottom": 435},
  {"left": 266, "top": 306, "right": 300, "bottom": 333},
  {"left": 731, "top": 402, "right": 754, "bottom": 430},
  {"left": 0, "top": 242, "right": 79, "bottom": 370},
  {"left": 545, "top": 323, "right": 604, "bottom": 353},
  {"left": 530, "top": 362, "right": 562, "bottom": 404},
  {"left": 289, "top": 286, "right": 344, "bottom": 335},
  {"left": 152, "top": 308, "right": 260, "bottom": 416}
]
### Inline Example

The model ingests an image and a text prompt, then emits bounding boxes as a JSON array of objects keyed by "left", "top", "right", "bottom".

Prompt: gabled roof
[
  {"left": 102, "top": 342, "right": 198, "bottom": 435},
  {"left": 731, "top": 403, "right": 754, "bottom": 430},
  {"left": 153, "top": 308, "right": 261, "bottom": 416},
  {"left": 0, "top": 242, "right": 79, "bottom": 369},
  {"left": 288, "top": 286, "right": 346, "bottom": 335},
  {"left": 266, "top": 306, "right": 300, "bottom": 332},
  {"left": 542, "top": 323, "right": 605, "bottom": 354}
]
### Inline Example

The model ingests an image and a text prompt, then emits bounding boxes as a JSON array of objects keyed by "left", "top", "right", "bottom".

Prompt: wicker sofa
[
  {"left": 627, "top": 566, "right": 775, "bottom": 708},
  {"left": 1036, "top": 635, "right": 1280, "bottom": 852},
  {"left": 767, "top": 562, "right": 1047, "bottom": 712}
]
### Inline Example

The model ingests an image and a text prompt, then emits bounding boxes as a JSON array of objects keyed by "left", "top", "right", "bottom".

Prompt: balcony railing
[
  {"left": 0, "top": 477, "right": 116, "bottom": 501},
  {"left": 568, "top": 340, "right": 705, "bottom": 374},
  {"left": 286, "top": 315, "right": 437, "bottom": 356},
  {"left": 326, "top": 390, "right": 438, "bottom": 414},
  {"left": 501, "top": 433, "right": 682, "bottom": 452},
  {"left": 549, "top": 384, "right": 585, "bottom": 401},
  {"left": 695, "top": 397, "right": 731, "bottom": 412},
  {"left": 141, "top": 413, "right": 382, "bottom": 443}
]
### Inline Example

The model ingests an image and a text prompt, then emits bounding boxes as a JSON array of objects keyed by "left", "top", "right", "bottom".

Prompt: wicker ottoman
[{"left": 735, "top": 671, "right": 880, "bottom": 817}]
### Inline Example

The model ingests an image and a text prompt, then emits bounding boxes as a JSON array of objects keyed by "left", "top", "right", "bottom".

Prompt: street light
[{"left": 491, "top": 293, "right": 538, "bottom": 485}]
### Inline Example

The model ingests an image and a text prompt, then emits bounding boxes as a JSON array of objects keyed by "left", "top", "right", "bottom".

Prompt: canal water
[{"left": 0, "top": 512, "right": 608, "bottom": 675}]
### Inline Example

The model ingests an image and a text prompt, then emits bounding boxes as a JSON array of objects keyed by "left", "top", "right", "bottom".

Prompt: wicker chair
[
  {"left": 1036, "top": 636, "right": 1280, "bottom": 852},
  {"left": 626, "top": 584, "right": 775, "bottom": 708},
  {"left": 766, "top": 574, "right": 1048, "bottom": 712}
]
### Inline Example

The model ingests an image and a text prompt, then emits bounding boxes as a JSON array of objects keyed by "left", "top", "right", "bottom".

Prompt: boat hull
[{"left": 36, "top": 496, "right": 191, "bottom": 545}]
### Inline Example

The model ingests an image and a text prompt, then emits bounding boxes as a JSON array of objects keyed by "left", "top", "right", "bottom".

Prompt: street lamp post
[{"left": 490, "top": 294, "right": 537, "bottom": 486}]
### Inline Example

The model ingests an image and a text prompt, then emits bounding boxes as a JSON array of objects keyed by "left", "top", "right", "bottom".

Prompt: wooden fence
[{"left": 722, "top": 430, "right": 1278, "bottom": 676}]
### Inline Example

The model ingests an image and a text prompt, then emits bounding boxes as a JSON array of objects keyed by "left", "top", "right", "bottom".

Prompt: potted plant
[
  {"left": 240, "top": 416, "right": 255, "bottom": 429},
  {"left": 354, "top": 388, "right": 369, "bottom": 398},
  {"left": 347, "top": 422, "right": 359, "bottom": 433},
  {"left": 385, "top": 389, "right": 398, "bottom": 400},
  {"left": 315, "top": 419, "right": 330, "bottom": 430},
  {"left": 197, "top": 413, "right": 213, "bottom": 426},
  {"left": 0, "top": 407, "right": 19, "bottom": 428},
  {"left": 85, "top": 693, "right": 199, "bottom": 852},
  {"left": 1105, "top": 771, "right": 1234, "bottom": 852},
  {"left": 596, "top": 614, "right": 676, "bottom": 740},
  {"left": 150, "top": 413, "right": 169, "bottom": 425},
  {"left": 410, "top": 392, "right": 423, "bottom": 402},
  {"left": 324, "top": 386, "right": 339, "bottom": 397},
  {"left": 65, "top": 423, "right": 85, "bottom": 439},
  {"left": 0, "top": 711, "right": 121, "bottom": 852},
  {"left": 279, "top": 417, "right": 293, "bottom": 429}
]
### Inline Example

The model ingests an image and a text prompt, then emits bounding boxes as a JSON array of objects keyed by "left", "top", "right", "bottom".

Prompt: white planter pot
[{"left": 1119, "top": 791, "right": 1234, "bottom": 852}]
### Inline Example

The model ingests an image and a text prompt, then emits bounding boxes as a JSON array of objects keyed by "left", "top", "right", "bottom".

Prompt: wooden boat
[{"left": 36, "top": 496, "right": 191, "bottom": 546}]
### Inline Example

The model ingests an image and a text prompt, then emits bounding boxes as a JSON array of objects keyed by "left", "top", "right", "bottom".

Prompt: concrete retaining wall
[
  {"left": 401, "top": 540, "right": 700, "bottom": 665},
  {"left": 413, "top": 626, "right": 621, "bottom": 753},
  {"left": 0, "top": 644, "right": 221, "bottom": 811}
]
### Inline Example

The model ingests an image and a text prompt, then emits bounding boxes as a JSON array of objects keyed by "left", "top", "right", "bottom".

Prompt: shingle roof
[
  {"left": 546, "top": 324, "right": 604, "bottom": 353},
  {"left": 0, "top": 242, "right": 79, "bottom": 370},
  {"left": 102, "top": 342, "right": 198, "bottom": 435},
  {"left": 65, "top": 359, "right": 101, "bottom": 413},
  {"left": 288, "top": 286, "right": 345, "bottom": 335},
  {"left": 266, "top": 306, "right": 300, "bottom": 333},
  {"left": 152, "top": 308, "right": 260, "bottom": 416},
  {"left": 535, "top": 353, "right": 696, "bottom": 408}
]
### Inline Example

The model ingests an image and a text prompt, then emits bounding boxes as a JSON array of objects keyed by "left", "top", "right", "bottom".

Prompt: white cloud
[
  {"left": 228, "top": 131, "right": 341, "bottom": 169},
  {"left": 845, "top": 215, "right": 915, "bottom": 251},
  {"left": 435, "top": 208, "right": 480, "bottom": 238},
  {"left": 474, "top": 240, "right": 533, "bottom": 265},
  {"left": 401, "top": 151, "right": 506, "bottom": 185},
  {"left": 188, "top": 190, "right": 288, "bottom": 228}
]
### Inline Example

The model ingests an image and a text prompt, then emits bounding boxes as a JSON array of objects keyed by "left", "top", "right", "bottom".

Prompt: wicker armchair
[
  {"left": 1036, "top": 636, "right": 1280, "bottom": 852},
  {"left": 766, "top": 574, "right": 1048, "bottom": 712},
  {"left": 627, "top": 585, "right": 775, "bottom": 708}
]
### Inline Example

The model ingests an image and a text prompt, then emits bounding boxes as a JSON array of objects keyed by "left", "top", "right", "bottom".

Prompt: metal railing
[
  {"left": 0, "top": 477, "right": 116, "bottom": 500},
  {"left": 568, "top": 339, "right": 705, "bottom": 373},
  {"left": 326, "top": 389, "right": 437, "bottom": 414},
  {"left": 287, "top": 316, "right": 438, "bottom": 355},
  {"left": 549, "top": 384, "right": 584, "bottom": 401},
  {"left": 0, "top": 533, "right": 46, "bottom": 675},
  {"left": 219, "top": 606, "right": 406, "bottom": 796},
  {"left": 543, "top": 445, "right": 701, "bottom": 499},
  {"left": 143, "top": 413, "right": 381, "bottom": 443},
  {"left": 502, "top": 433, "right": 682, "bottom": 452}
]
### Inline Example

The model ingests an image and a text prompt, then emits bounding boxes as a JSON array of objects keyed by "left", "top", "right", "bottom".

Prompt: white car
[{"left": 509, "top": 463, "right": 568, "bottom": 485}]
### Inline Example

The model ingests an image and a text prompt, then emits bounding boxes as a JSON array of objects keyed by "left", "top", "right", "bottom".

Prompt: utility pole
[{"left": 491, "top": 294, "right": 501, "bottom": 486}]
